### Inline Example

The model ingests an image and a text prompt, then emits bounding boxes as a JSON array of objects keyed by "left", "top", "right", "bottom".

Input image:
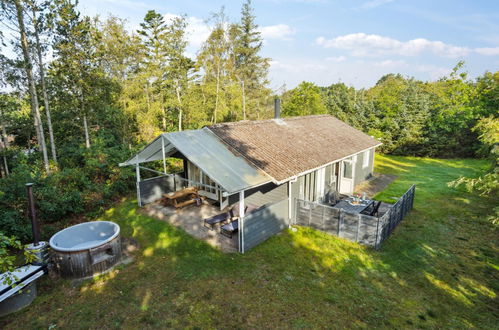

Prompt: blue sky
[{"left": 79, "top": 0, "right": 498, "bottom": 89}]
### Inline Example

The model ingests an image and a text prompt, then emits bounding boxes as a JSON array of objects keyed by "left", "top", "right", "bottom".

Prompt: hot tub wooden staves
[{"left": 51, "top": 235, "right": 122, "bottom": 279}]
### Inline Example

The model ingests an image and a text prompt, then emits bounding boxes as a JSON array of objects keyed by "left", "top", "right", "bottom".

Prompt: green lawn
[{"left": 2, "top": 155, "right": 498, "bottom": 329}]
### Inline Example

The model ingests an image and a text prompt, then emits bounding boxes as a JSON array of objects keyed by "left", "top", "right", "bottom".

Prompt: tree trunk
[
  {"left": 176, "top": 86, "right": 182, "bottom": 131},
  {"left": 83, "top": 114, "right": 90, "bottom": 148},
  {"left": 1, "top": 152, "right": 8, "bottom": 177},
  {"left": 32, "top": 4, "right": 57, "bottom": 165},
  {"left": 14, "top": 0, "right": 49, "bottom": 174},
  {"left": 160, "top": 90, "right": 166, "bottom": 131},
  {"left": 162, "top": 108, "right": 167, "bottom": 131},
  {"left": 241, "top": 80, "right": 246, "bottom": 120},
  {"left": 214, "top": 64, "right": 220, "bottom": 124},
  {"left": 145, "top": 84, "right": 151, "bottom": 112},
  {"left": 0, "top": 109, "right": 9, "bottom": 177}
]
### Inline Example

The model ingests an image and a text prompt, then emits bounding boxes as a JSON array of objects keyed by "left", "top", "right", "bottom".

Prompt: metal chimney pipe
[
  {"left": 274, "top": 98, "right": 281, "bottom": 119},
  {"left": 26, "top": 183, "right": 40, "bottom": 246}
]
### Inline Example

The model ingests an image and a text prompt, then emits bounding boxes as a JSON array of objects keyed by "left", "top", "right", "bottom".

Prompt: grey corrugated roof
[
  {"left": 120, "top": 128, "right": 272, "bottom": 194},
  {"left": 119, "top": 135, "right": 176, "bottom": 165}
]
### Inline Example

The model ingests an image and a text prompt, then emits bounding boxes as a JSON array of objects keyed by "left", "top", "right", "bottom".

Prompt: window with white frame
[{"left": 363, "top": 150, "right": 370, "bottom": 168}]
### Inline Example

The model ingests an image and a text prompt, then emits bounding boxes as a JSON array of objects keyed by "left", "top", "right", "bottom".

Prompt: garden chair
[
  {"left": 370, "top": 201, "right": 382, "bottom": 217},
  {"left": 219, "top": 203, "right": 260, "bottom": 238},
  {"left": 203, "top": 202, "right": 245, "bottom": 230}
]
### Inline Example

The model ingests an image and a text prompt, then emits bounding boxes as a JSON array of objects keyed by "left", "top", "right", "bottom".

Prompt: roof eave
[{"left": 271, "top": 143, "right": 382, "bottom": 185}]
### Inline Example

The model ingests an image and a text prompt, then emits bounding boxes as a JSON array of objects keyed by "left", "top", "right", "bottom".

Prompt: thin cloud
[
  {"left": 474, "top": 47, "right": 499, "bottom": 56},
  {"left": 316, "top": 33, "right": 474, "bottom": 58},
  {"left": 325, "top": 55, "right": 347, "bottom": 62},
  {"left": 259, "top": 24, "right": 295, "bottom": 41},
  {"left": 374, "top": 59, "right": 407, "bottom": 67},
  {"left": 164, "top": 13, "right": 211, "bottom": 49},
  {"left": 360, "top": 0, "right": 395, "bottom": 10}
]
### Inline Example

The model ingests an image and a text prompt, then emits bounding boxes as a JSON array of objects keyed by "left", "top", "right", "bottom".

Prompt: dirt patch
[{"left": 354, "top": 173, "right": 397, "bottom": 198}]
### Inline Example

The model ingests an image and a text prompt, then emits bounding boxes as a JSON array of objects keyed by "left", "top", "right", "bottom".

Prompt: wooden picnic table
[
  {"left": 334, "top": 198, "right": 374, "bottom": 214},
  {"left": 161, "top": 187, "right": 201, "bottom": 209}
]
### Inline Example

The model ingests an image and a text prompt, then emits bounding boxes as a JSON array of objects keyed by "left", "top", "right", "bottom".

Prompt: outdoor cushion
[
  {"left": 220, "top": 220, "right": 239, "bottom": 238},
  {"left": 203, "top": 212, "right": 230, "bottom": 230},
  {"left": 229, "top": 202, "right": 246, "bottom": 218},
  {"left": 220, "top": 204, "right": 261, "bottom": 238}
]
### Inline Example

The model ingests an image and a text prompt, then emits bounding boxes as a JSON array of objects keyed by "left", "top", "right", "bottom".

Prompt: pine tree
[
  {"left": 50, "top": 0, "right": 99, "bottom": 149},
  {"left": 231, "top": 0, "right": 270, "bottom": 120},
  {"left": 137, "top": 10, "right": 169, "bottom": 132}
]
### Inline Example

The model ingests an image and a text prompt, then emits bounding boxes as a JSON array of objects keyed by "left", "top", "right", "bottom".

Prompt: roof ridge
[{"left": 208, "top": 114, "right": 333, "bottom": 128}]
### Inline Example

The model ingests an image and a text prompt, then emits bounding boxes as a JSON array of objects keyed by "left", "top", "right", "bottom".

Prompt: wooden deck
[{"left": 141, "top": 200, "right": 238, "bottom": 253}]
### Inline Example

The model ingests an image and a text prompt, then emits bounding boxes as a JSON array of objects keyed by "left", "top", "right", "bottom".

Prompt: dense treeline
[
  {"left": 282, "top": 67, "right": 498, "bottom": 158},
  {"left": 0, "top": 0, "right": 272, "bottom": 240},
  {"left": 0, "top": 0, "right": 497, "bottom": 240}
]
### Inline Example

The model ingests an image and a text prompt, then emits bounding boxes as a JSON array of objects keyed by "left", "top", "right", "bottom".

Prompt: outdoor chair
[
  {"left": 220, "top": 219, "right": 239, "bottom": 238},
  {"left": 326, "top": 189, "right": 341, "bottom": 206},
  {"left": 219, "top": 203, "right": 260, "bottom": 238},
  {"left": 203, "top": 202, "right": 246, "bottom": 230},
  {"left": 370, "top": 201, "right": 382, "bottom": 217},
  {"left": 203, "top": 211, "right": 231, "bottom": 230}
]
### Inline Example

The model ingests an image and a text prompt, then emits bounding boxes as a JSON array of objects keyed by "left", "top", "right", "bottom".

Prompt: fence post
[
  {"left": 355, "top": 214, "right": 361, "bottom": 242},
  {"left": 374, "top": 215, "right": 380, "bottom": 249},
  {"left": 399, "top": 199, "right": 403, "bottom": 223},
  {"left": 401, "top": 195, "right": 406, "bottom": 219},
  {"left": 413, "top": 186, "right": 416, "bottom": 209},
  {"left": 389, "top": 204, "right": 395, "bottom": 235}
]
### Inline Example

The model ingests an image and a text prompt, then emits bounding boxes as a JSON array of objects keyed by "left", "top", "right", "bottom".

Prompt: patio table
[
  {"left": 334, "top": 198, "right": 374, "bottom": 214},
  {"left": 161, "top": 187, "right": 200, "bottom": 208}
]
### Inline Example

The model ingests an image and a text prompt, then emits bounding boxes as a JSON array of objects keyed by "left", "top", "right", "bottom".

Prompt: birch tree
[
  {"left": 3, "top": 0, "right": 50, "bottom": 173},
  {"left": 28, "top": 0, "right": 57, "bottom": 163},
  {"left": 197, "top": 10, "right": 231, "bottom": 123},
  {"left": 164, "top": 15, "right": 193, "bottom": 131}
]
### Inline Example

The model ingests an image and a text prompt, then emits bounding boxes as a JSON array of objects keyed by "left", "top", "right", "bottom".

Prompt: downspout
[
  {"left": 288, "top": 177, "right": 297, "bottom": 227},
  {"left": 288, "top": 181, "right": 292, "bottom": 227}
]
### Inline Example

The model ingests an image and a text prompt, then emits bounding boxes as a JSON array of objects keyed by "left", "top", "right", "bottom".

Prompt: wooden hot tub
[{"left": 49, "top": 221, "right": 122, "bottom": 279}]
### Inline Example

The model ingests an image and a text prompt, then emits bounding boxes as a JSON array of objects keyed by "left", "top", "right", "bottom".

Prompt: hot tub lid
[{"left": 49, "top": 221, "right": 120, "bottom": 252}]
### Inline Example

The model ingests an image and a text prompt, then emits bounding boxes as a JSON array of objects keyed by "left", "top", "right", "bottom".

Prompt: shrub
[{"left": 0, "top": 142, "right": 135, "bottom": 242}]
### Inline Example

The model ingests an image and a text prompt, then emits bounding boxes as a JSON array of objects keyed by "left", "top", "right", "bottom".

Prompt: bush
[{"left": 0, "top": 142, "right": 135, "bottom": 242}]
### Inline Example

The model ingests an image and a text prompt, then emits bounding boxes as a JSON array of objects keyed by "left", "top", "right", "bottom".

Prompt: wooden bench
[{"left": 161, "top": 187, "right": 202, "bottom": 209}]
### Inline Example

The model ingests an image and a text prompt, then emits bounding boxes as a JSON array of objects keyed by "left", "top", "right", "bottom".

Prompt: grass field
[{"left": 2, "top": 155, "right": 497, "bottom": 329}]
